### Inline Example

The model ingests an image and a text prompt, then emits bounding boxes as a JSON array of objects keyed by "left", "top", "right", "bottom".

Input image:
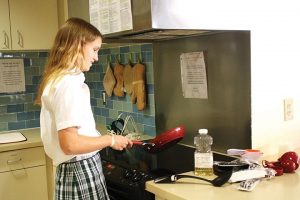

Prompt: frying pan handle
[{"left": 132, "top": 140, "right": 143, "bottom": 145}]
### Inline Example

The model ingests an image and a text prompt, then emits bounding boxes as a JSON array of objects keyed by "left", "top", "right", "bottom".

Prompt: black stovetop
[{"left": 100, "top": 143, "right": 235, "bottom": 175}]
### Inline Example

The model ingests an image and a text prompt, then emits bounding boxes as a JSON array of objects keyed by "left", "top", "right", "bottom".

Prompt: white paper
[
  {"left": 180, "top": 51, "right": 208, "bottom": 98},
  {"left": 0, "top": 59, "right": 25, "bottom": 93},
  {"left": 89, "top": 0, "right": 133, "bottom": 35}
]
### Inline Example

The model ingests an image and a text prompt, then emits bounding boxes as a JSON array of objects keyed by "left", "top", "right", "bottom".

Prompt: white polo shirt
[{"left": 40, "top": 72, "right": 99, "bottom": 166}]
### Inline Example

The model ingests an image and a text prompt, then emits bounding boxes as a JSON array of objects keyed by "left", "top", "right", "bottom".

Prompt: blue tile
[
  {"left": 94, "top": 90, "right": 101, "bottom": 98},
  {"left": 106, "top": 118, "right": 114, "bottom": 126},
  {"left": 120, "top": 46, "right": 130, "bottom": 53},
  {"left": 7, "top": 104, "right": 24, "bottom": 113},
  {"left": 100, "top": 48, "right": 111, "bottom": 55},
  {"left": 144, "top": 125, "right": 156, "bottom": 136},
  {"left": 90, "top": 98, "right": 97, "bottom": 106},
  {"left": 32, "top": 76, "right": 41, "bottom": 84},
  {"left": 34, "top": 111, "right": 40, "bottom": 119},
  {"left": 143, "top": 115, "right": 155, "bottom": 126},
  {"left": 26, "top": 119, "right": 40, "bottom": 128},
  {"left": 146, "top": 84, "right": 154, "bottom": 94},
  {"left": 101, "top": 108, "right": 109, "bottom": 117},
  {"left": 39, "top": 52, "right": 49, "bottom": 57},
  {"left": 25, "top": 85, "right": 38, "bottom": 93},
  {"left": 94, "top": 107, "right": 102, "bottom": 115},
  {"left": 17, "top": 111, "right": 35, "bottom": 121},
  {"left": 23, "top": 58, "right": 31, "bottom": 67},
  {"left": 8, "top": 121, "right": 26, "bottom": 130},
  {"left": 105, "top": 100, "right": 113, "bottom": 109},
  {"left": 141, "top": 44, "right": 152, "bottom": 51}
]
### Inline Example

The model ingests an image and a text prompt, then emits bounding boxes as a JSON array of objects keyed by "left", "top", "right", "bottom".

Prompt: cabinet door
[
  {"left": 0, "top": 0, "right": 11, "bottom": 50},
  {"left": 9, "top": 0, "right": 58, "bottom": 50},
  {"left": 0, "top": 166, "right": 48, "bottom": 200}
]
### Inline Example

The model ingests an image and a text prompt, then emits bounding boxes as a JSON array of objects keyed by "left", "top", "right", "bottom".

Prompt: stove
[{"left": 100, "top": 144, "right": 234, "bottom": 200}]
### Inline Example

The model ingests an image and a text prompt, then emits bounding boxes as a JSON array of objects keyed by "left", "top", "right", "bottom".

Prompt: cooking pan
[{"left": 132, "top": 125, "right": 186, "bottom": 153}]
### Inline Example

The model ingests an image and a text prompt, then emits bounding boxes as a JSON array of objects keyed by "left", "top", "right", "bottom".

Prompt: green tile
[
  {"left": 113, "top": 101, "right": 123, "bottom": 110},
  {"left": 0, "top": 105, "right": 6, "bottom": 114},
  {"left": 95, "top": 115, "right": 106, "bottom": 125},
  {"left": 147, "top": 94, "right": 155, "bottom": 106},
  {"left": 0, "top": 113, "right": 17, "bottom": 122},
  {"left": 145, "top": 62, "right": 153, "bottom": 72},
  {"left": 99, "top": 55, "right": 108, "bottom": 65},
  {"left": 129, "top": 45, "right": 141, "bottom": 52},
  {"left": 0, "top": 96, "right": 12, "bottom": 105},
  {"left": 123, "top": 102, "right": 133, "bottom": 112},
  {"left": 31, "top": 66, "right": 41, "bottom": 76},
  {"left": 93, "top": 72, "right": 101, "bottom": 82},
  {"left": 0, "top": 122, "right": 8, "bottom": 131},
  {"left": 96, "top": 99, "right": 105, "bottom": 108},
  {"left": 146, "top": 72, "right": 154, "bottom": 84},
  {"left": 136, "top": 123, "right": 144, "bottom": 133},
  {"left": 85, "top": 73, "right": 93, "bottom": 81},
  {"left": 31, "top": 57, "right": 46, "bottom": 67},
  {"left": 110, "top": 48, "right": 120, "bottom": 54},
  {"left": 25, "top": 102, "right": 40, "bottom": 112},
  {"left": 109, "top": 109, "right": 118, "bottom": 119}
]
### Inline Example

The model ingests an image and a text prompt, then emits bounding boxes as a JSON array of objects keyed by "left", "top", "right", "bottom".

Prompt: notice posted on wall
[
  {"left": 89, "top": 0, "right": 133, "bottom": 35},
  {"left": 180, "top": 51, "right": 208, "bottom": 99},
  {"left": 0, "top": 59, "right": 25, "bottom": 93}
]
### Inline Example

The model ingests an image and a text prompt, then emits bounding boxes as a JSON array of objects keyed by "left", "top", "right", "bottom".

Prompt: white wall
[{"left": 175, "top": 0, "right": 300, "bottom": 155}]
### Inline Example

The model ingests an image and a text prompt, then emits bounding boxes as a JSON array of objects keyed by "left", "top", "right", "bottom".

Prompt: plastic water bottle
[{"left": 194, "top": 129, "right": 213, "bottom": 176}]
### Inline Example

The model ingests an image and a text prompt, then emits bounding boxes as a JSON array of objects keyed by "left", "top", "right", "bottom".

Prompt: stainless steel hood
[{"left": 103, "top": 0, "right": 221, "bottom": 42}]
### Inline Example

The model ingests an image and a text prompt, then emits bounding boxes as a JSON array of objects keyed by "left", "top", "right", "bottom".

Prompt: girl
[{"left": 35, "top": 18, "right": 132, "bottom": 200}]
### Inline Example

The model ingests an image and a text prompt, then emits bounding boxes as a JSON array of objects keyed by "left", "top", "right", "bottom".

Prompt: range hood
[{"left": 102, "top": 0, "right": 221, "bottom": 43}]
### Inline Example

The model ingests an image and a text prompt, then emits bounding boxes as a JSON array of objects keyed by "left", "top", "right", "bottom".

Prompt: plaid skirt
[{"left": 55, "top": 152, "right": 110, "bottom": 200}]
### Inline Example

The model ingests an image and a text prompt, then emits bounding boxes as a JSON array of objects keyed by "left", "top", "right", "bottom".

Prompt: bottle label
[{"left": 195, "top": 153, "right": 213, "bottom": 168}]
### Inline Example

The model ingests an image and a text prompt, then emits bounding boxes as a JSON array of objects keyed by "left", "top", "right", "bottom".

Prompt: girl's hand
[{"left": 110, "top": 134, "right": 133, "bottom": 151}]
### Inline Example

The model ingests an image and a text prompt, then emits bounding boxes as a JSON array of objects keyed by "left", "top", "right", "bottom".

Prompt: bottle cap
[{"left": 198, "top": 129, "right": 208, "bottom": 134}]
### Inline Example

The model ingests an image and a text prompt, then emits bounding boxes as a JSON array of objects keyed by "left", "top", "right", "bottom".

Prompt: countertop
[
  {"left": 146, "top": 149, "right": 300, "bottom": 200},
  {"left": 0, "top": 128, "right": 42, "bottom": 152},
  {"left": 0, "top": 123, "right": 152, "bottom": 152}
]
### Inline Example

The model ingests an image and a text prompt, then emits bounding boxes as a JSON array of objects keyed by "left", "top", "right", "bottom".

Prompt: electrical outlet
[{"left": 284, "top": 98, "right": 294, "bottom": 121}]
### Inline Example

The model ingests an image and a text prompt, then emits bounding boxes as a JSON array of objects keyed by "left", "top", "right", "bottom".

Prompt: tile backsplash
[{"left": 0, "top": 43, "right": 156, "bottom": 136}]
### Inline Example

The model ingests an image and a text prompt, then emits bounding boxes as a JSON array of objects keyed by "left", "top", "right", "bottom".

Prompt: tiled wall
[{"left": 0, "top": 43, "right": 156, "bottom": 136}]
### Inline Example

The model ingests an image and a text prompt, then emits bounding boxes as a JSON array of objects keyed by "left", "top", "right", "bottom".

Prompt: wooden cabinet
[
  {"left": 0, "top": 147, "right": 48, "bottom": 200},
  {"left": 0, "top": 0, "right": 58, "bottom": 50}
]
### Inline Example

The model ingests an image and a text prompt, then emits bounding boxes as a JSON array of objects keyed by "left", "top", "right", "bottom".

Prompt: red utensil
[{"left": 133, "top": 125, "right": 186, "bottom": 153}]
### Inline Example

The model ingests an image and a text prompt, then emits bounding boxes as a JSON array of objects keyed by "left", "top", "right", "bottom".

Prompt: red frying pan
[{"left": 132, "top": 125, "right": 186, "bottom": 153}]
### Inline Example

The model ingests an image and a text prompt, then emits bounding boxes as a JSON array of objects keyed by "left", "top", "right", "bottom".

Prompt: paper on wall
[
  {"left": 89, "top": 0, "right": 133, "bottom": 35},
  {"left": 0, "top": 59, "right": 25, "bottom": 93},
  {"left": 180, "top": 51, "right": 208, "bottom": 98}
]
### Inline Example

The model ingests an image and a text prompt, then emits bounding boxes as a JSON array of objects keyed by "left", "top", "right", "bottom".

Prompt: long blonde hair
[{"left": 35, "top": 18, "right": 102, "bottom": 105}]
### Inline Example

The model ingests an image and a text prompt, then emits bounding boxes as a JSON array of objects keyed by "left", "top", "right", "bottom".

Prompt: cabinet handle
[
  {"left": 7, "top": 157, "right": 22, "bottom": 165},
  {"left": 17, "top": 30, "right": 24, "bottom": 48},
  {"left": 2, "top": 31, "right": 10, "bottom": 49}
]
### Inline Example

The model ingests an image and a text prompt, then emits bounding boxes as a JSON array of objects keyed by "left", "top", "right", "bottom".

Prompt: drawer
[{"left": 0, "top": 147, "right": 46, "bottom": 173}]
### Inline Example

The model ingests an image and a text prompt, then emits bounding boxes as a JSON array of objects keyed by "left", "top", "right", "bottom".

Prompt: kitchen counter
[
  {"left": 0, "top": 123, "right": 151, "bottom": 152},
  {"left": 146, "top": 149, "right": 300, "bottom": 200},
  {"left": 0, "top": 128, "right": 42, "bottom": 152}
]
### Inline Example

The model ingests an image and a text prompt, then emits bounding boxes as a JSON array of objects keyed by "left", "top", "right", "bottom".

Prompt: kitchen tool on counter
[
  {"left": 154, "top": 170, "right": 233, "bottom": 187},
  {"left": 227, "top": 149, "right": 263, "bottom": 163},
  {"left": 133, "top": 125, "right": 186, "bottom": 153}
]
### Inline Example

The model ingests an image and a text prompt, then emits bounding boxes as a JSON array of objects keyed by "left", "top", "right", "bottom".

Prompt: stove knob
[
  {"left": 132, "top": 173, "right": 143, "bottom": 182},
  {"left": 124, "top": 169, "right": 134, "bottom": 179}
]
